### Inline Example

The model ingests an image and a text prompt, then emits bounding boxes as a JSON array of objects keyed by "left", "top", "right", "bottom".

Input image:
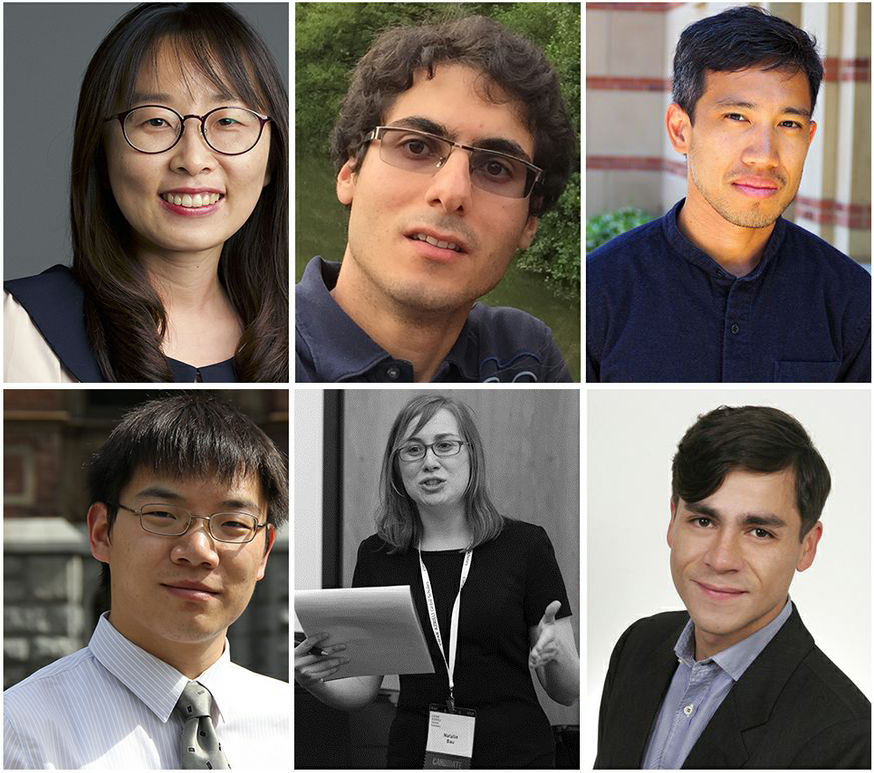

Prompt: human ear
[
  {"left": 796, "top": 521, "right": 822, "bottom": 572},
  {"left": 666, "top": 103, "right": 692, "bottom": 155},
  {"left": 807, "top": 120, "right": 817, "bottom": 147},
  {"left": 255, "top": 524, "right": 277, "bottom": 582},
  {"left": 667, "top": 498, "right": 678, "bottom": 548},
  {"left": 88, "top": 502, "right": 112, "bottom": 563},
  {"left": 517, "top": 215, "right": 538, "bottom": 250},
  {"left": 336, "top": 158, "right": 357, "bottom": 205}
]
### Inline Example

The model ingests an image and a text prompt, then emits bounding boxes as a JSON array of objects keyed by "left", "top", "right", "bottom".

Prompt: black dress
[
  {"left": 352, "top": 518, "right": 572, "bottom": 769},
  {"left": 5, "top": 265, "right": 237, "bottom": 382}
]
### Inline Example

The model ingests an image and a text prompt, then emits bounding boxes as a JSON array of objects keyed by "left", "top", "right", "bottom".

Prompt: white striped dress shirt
[{"left": 3, "top": 612, "right": 289, "bottom": 769}]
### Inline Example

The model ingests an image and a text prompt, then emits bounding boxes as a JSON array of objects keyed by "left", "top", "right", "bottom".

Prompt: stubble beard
[{"left": 688, "top": 152, "right": 794, "bottom": 230}]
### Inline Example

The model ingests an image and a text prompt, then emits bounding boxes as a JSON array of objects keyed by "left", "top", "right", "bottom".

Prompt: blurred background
[
  {"left": 296, "top": 2, "right": 581, "bottom": 379},
  {"left": 586, "top": 2, "right": 870, "bottom": 265},
  {"left": 294, "top": 388, "right": 580, "bottom": 768},
  {"left": 3, "top": 389, "right": 289, "bottom": 688}
]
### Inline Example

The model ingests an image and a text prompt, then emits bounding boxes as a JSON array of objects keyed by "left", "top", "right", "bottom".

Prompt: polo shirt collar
[
  {"left": 673, "top": 598, "right": 794, "bottom": 681},
  {"left": 89, "top": 612, "right": 232, "bottom": 724},
  {"left": 662, "top": 198, "right": 789, "bottom": 281}
]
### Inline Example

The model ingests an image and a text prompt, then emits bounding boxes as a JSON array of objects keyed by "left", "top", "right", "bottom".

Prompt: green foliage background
[{"left": 295, "top": 2, "right": 581, "bottom": 300}]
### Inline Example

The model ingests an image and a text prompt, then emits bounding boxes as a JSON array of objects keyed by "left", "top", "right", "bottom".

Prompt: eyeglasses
[
  {"left": 116, "top": 503, "right": 269, "bottom": 544},
  {"left": 396, "top": 440, "right": 467, "bottom": 463},
  {"left": 365, "top": 126, "right": 543, "bottom": 199},
  {"left": 107, "top": 105, "right": 271, "bottom": 155}
]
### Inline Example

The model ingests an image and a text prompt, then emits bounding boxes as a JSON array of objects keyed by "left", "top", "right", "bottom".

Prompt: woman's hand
[
  {"left": 294, "top": 632, "right": 350, "bottom": 687},
  {"left": 529, "top": 600, "right": 563, "bottom": 668}
]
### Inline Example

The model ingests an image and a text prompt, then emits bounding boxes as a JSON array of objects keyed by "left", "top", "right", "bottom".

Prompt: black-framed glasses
[
  {"left": 107, "top": 105, "right": 271, "bottom": 155},
  {"left": 396, "top": 440, "right": 467, "bottom": 463},
  {"left": 365, "top": 126, "right": 543, "bottom": 199},
  {"left": 116, "top": 503, "right": 269, "bottom": 544}
]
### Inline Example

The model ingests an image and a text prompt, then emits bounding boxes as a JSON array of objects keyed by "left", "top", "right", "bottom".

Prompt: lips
[
  {"left": 731, "top": 177, "right": 781, "bottom": 199},
  {"left": 162, "top": 581, "right": 220, "bottom": 601},
  {"left": 694, "top": 580, "right": 747, "bottom": 600},
  {"left": 419, "top": 477, "right": 446, "bottom": 492},
  {"left": 404, "top": 227, "right": 470, "bottom": 254}
]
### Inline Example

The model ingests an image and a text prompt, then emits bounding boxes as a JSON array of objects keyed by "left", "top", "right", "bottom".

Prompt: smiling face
[
  {"left": 104, "top": 40, "right": 272, "bottom": 263},
  {"left": 336, "top": 63, "right": 538, "bottom": 314},
  {"left": 88, "top": 467, "right": 273, "bottom": 669},
  {"left": 668, "top": 67, "right": 817, "bottom": 230},
  {"left": 667, "top": 467, "right": 821, "bottom": 659},
  {"left": 397, "top": 408, "right": 471, "bottom": 512}
]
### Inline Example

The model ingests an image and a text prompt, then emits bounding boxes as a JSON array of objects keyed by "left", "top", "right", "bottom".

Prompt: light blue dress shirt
[
  {"left": 642, "top": 598, "right": 793, "bottom": 769},
  {"left": 4, "top": 612, "right": 289, "bottom": 769}
]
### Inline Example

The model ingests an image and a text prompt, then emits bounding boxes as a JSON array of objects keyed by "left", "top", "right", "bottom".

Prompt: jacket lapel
[
  {"left": 683, "top": 607, "right": 814, "bottom": 769},
  {"left": 618, "top": 622, "right": 686, "bottom": 767}
]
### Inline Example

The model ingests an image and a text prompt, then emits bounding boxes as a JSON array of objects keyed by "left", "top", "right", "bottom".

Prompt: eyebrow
[
  {"left": 387, "top": 115, "right": 532, "bottom": 162},
  {"left": 133, "top": 486, "right": 260, "bottom": 512},
  {"left": 712, "top": 97, "right": 811, "bottom": 118},
  {"left": 683, "top": 501, "right": 788, "bottom": 529}
]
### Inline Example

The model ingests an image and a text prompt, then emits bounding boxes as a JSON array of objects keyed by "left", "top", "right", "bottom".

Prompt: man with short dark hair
[
  {"left": 296, "top": 16, "right": 576, "bottom": 382},
  {"left": 595, "top": 405, "right": 870, "bottom": 769},
  {"left": 4, "top": 395, "right": 289, "bottom": 769},
  {"left": 587, "top": 6, "right": 871, "bottom": 382}
]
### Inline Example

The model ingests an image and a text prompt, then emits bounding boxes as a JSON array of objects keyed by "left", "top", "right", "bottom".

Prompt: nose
[
  {"left": 424, "top": 148, "right": 473, "bottom": 214},
  {"left": 704, "top": 530, "right": 743, "bottom": 573},
  {"left": 421, "top": 446, "right": 444, "bottom": 470},
  {"left": 169, "top": 117, "right": 217, "bottom": 175},
  {"left": 170, "top": 517, "right": 220, "bottom": 568},
  {"left": 741, "top": 124, "right": 779, "bottom": 168}
]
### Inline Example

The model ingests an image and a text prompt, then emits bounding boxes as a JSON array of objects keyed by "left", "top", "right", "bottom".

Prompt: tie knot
[{"left": 175, "top": 680, "right": 214, "bottom": 720}]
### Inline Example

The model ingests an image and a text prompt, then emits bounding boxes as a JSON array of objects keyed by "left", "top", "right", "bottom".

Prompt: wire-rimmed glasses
[
  {"left": 108, "top": 105, "right": 271, "bottom": 155},
  {"left": 365, "top": 126, "right": 543, "bottom": 199},
  {"left": 116, "top": 503, "right": 269, "bottom": 544},
  {"left": 396, "top": 439, "right": 467, "bottom": 463}
]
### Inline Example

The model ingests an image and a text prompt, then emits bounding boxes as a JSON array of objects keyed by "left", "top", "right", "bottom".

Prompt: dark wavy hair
[
  {"left": 671, "top": 406, "right": 831, "bottom": 539},
  {"left": 672, "top": 6, "right": 823, "bottom": 123},
  {"left": 376, "top": 395, "right": 504, "bottom": 553},
  {"left": 331, "top": 15, "right": 575, "bottom": 216},
  {"left": 71, "top": 3, "right": 288, "bottom": 382}
]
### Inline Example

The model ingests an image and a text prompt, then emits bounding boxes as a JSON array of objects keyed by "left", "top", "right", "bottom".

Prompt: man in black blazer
[{"left": 595, "top": 406, "right": 871, "bottom": 769}]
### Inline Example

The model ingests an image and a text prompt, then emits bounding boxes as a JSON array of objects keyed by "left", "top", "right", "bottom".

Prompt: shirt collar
[
  {"left": 89, "top": 612, "right": 232, "bottom": 723},
  {"left": 662, "top": 198, "right": 788, "bottom": 281},
  {"left": 674, "top": 597, "right": 794, "bottom": 681}
]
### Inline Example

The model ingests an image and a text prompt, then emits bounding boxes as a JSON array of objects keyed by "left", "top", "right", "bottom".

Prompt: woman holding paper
[{"left": 295, "top": 395, "right": 579, "bottom": 768}]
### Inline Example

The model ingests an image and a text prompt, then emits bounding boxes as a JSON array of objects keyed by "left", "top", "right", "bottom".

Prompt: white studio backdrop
[{"left": 585, "top": 388, "right": 871, "bottom": 763}]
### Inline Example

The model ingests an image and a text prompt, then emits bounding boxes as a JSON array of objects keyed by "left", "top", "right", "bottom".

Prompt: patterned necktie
[{"left": 173, "top": 680, "right": 231, "bottom": 769}]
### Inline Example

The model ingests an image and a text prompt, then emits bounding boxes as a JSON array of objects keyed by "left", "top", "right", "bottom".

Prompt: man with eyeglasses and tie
[
  {"left": 3, "top": 394, "right": 289, "bottom": 769},
  {"left": 295, "top": 16, "right": 577, "bottom": 382}
]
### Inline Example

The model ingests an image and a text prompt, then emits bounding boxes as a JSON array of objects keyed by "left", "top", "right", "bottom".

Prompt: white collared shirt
[{"left": 3, "top": 613, "right": 289, "bottom": 769}]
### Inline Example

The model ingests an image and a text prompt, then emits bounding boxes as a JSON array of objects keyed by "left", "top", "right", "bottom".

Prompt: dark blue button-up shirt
[
  {"left": 296, "top": 257, "right": 571, "bottom": 382},
  {"left": 587, "top": 200, "right": 871, "bottom": 382}
]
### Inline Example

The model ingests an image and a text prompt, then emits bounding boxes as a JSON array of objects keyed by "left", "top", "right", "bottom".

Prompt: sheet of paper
[{"left": 295, "top": 585, "right": 435, "bottom": 679}]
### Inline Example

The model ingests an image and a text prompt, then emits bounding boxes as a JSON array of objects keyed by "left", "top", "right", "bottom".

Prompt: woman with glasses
[
  {"left": 295, "top": 395, "right": 579, "bottom": 768},
  {"left": 4, "top": 3, "right": 288, "bottom": 382}
]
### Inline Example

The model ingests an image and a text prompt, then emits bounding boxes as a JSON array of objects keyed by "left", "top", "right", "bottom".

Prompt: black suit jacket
[{"left": 595, "top": 607, "right": 870, "bottom": 769}]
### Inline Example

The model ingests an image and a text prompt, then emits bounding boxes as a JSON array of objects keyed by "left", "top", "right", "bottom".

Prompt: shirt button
[
  {"left": 730, "top": 323, "right": 740, "bottom": 334},
  {"left": 385, "top": 365, "right": 400, "bottom": 380},
  {"left": 683, "top": 704, "right": 694, "bottom": 717}
]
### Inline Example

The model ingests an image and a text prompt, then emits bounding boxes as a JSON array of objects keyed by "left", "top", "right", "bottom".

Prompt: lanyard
[{"left": 418, "top": 543, "right": 472, "bottom": 710}]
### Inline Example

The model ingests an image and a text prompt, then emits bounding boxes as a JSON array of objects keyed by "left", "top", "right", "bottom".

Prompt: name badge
[{"left": 423, "top": 704, "right": 476, "bottom": 769}]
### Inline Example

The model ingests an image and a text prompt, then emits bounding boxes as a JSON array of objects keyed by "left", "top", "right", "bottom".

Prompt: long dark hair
[
  {"left": 71, "top": 3, "right": 288, "bottom": 382},
  {"left": 376, "top": 395, "right": 504, "bottom": 553}
]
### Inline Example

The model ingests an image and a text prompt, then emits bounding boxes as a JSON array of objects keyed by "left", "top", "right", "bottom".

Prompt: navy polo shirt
[
  {"left": 587, "top": 199, "right": 871, "bottom": 382},
  {"left": 295, "top": 257, "right": 572, "bottom": 382}
]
